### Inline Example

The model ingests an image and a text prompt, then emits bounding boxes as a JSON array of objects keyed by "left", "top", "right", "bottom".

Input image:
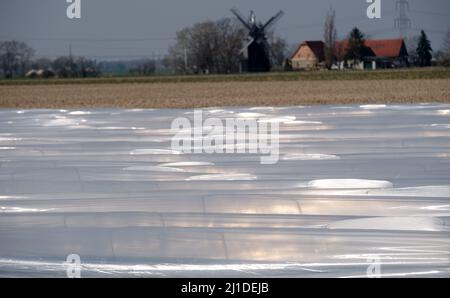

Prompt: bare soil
[{"left": 1, "top": 79, "right": 449, "bottom": 108}]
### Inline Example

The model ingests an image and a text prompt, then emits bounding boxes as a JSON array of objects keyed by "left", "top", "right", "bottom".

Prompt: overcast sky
[{"left": 1, "top": 0, "right": 449, "bottom": 60}]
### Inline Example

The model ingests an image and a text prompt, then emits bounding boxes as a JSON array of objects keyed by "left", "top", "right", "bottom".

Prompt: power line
[
  {"left": 365, "top": 27, "right": 399, "bottom": 37},
  {"left": 411, "top": 27, "right": 448, "bottom": 35},
  {"left": 34, "top": 53, "right": 165, "bottom": 59},
  {"left": 409, "top": 9, "right": 450, "bottom": 18},
  {"left": 0, "top": 35, "right": 176, "bottom": 42},
  {"left": 279, "top": 12, "right": 394, "bottom": 32}
]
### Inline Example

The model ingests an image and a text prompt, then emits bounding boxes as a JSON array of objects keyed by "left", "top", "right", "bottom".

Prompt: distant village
[
  {"left": 1, "top": 8, "right": 449, "bottom": 79},
  {"left": 291, "top": 38, "right": 409, "bottom": 71}
]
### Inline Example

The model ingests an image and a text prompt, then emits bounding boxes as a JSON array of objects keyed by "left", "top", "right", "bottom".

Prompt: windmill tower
[{"left": 231, "top": 8, "right": 284, "bottom": 72}]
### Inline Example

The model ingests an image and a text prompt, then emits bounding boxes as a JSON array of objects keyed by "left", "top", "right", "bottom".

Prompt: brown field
[{"left": 1, "top": 79, "right": 449, "bottom": 108}]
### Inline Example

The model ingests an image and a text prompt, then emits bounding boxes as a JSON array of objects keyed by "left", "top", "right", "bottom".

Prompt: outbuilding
[{"left": 290, "top": 41, "right": 325, "bottom": 70}]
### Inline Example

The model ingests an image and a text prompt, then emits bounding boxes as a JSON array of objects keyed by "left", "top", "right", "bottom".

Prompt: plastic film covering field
[{"left": 0, "top": 104, "right": 449, "bottom": 277}]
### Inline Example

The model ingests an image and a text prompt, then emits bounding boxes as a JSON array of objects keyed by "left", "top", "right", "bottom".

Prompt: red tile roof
[
  {"left": 335, "top": 38, "right": 407, "bottom": 59},
  {"left": 365, "top": 39, "right": 406, "bottom": 57}
]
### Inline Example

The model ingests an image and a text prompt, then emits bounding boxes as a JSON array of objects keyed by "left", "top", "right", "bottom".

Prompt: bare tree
[
  {"left": 31, "top": 58, "right": 53, "bottom": 70},
  {"left": 267, "top": 34, "right": 288, "bottom": 69},
  {"left": 167, "top": 21, "right": 220, "bottom": 74},
  {"left": 165, "top": 27, "right": 191, "bottom": 73},
  {"left": 129, "top": 59, "right": 156, "bottom": 76},
  {"left": 323, "top": 8, "right": 337, "bottom": 69},
  {"left": 433, "top": 28, "right": 450, "bottom": 67},
  {"left": 406, "top": 35, "right": 420, "bottom": 66},
  {"left": 166, "top": 18, "right": 247, "bottom": 74},
  {"left": 17, "top": 42, "right": 35, "bottom": 76},
  {"left": 215, "top": 18, "right": 246, "bottom": 73},
  {"left": 441, "top": 27, "right": 450, "bottom": 59},
  {"left": 0, "top": 40, "right": 34, "bottom": 78},
  {"left": 52, "top": 56, "right": 74, "bottom": 78},
  {"left": 189, "top": 21, "right": 221, "bottom": 73},
  {"left": 0, "top": 41, "right": 19, "bottom": 78}
]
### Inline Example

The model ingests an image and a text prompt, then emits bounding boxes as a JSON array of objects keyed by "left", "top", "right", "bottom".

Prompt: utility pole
[
  {"left": 68, "top": 44, "right": 74, "bottom": 77},
  {"left": 69, "top": 44, "right": 73, "bottom": 60},
  {"left": 183, "top": 45, "right": 188, "bottom": 73},
  {"left": 395, "top": 0, "right": 411, "bottom": 38}
]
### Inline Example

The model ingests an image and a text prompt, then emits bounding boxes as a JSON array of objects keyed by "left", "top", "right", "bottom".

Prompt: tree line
[
  {"left": 163, "top": 17, "right": 287, "bottom": 74},
  {"left": 0, "top": 41, "right": 100, "bottom": 78},
  {"left": 2, "top": 14, "right": 450, "bottom": 78},
  {"left": 0, "top": 41, "right": 34, "bottom": 78}
]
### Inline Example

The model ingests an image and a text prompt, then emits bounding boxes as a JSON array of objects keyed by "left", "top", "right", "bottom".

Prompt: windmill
[{"left": 231, "top": 8, "right": 284, "bottom": 72}]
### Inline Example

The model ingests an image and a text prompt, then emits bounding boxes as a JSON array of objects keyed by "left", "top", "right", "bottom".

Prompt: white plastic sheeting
[{"left": 0, "top": 104, "right": 450, "bottom": 277}]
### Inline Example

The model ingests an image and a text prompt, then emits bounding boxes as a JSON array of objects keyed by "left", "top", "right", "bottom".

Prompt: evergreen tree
[
  {"left": 416, "top": 30, "right": 432, "bottom": 67},
  {"left": 345, "top": 27, "right": 365, "bottom": 68}
]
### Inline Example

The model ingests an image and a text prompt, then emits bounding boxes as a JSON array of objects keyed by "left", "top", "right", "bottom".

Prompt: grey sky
[{"left": 1, "top": 0, "right": 449, "bottom": 60}]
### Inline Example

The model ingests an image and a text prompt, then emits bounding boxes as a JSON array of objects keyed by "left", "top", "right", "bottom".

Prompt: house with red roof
[
  {"left": 335, "top": 38, "right": 408, "bottom": 69},
  {"left": 291, "top": 38, "right": 408, "bottom": 70}
]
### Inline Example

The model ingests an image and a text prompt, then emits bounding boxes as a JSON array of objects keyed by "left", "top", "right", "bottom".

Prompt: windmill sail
[
  {"left": 230, "top": 7, "right": 252, "bottom": 31},
  {"left": 262, "top": 11, "right": 284, "bottom": 31}
]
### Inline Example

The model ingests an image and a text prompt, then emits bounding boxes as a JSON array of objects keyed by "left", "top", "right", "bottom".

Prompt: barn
[{"left": 290, "top": 41, "right": 325, "bottom": 70}]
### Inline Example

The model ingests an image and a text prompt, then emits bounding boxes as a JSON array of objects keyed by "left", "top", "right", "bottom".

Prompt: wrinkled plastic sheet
[{"left": 0, "top": 104, "right": 449, "bottom": 277}]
